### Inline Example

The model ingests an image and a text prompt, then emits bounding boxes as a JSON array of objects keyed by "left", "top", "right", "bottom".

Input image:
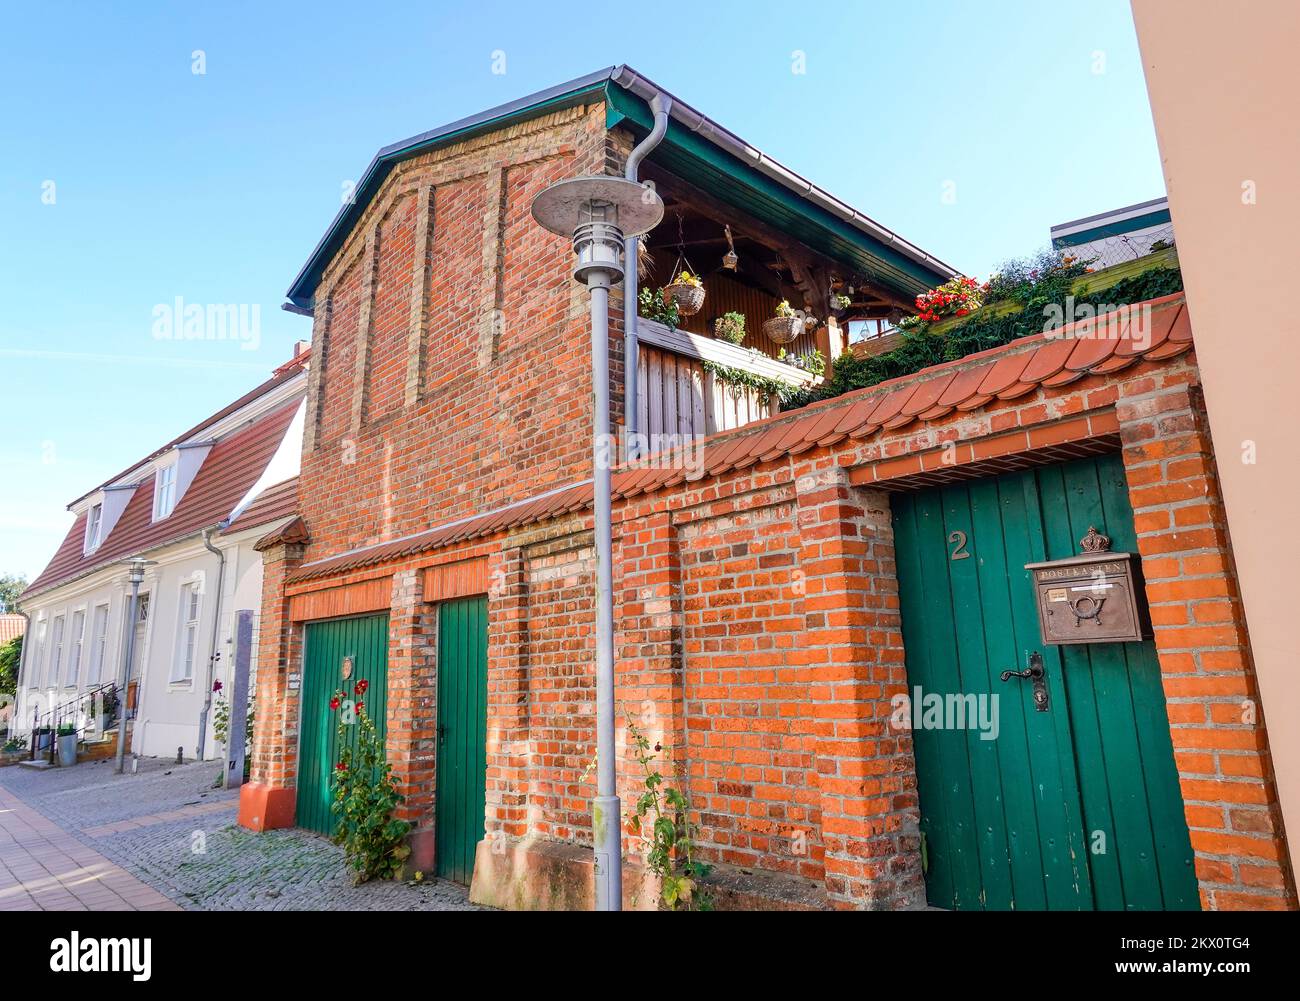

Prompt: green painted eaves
[{"left": 604, "top": 83, "right": 946, "bottom": 299}]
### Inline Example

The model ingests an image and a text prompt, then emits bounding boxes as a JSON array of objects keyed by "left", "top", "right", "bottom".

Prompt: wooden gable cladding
[
  {"left": 423, "top": 557, "right": 489, "bottom": 603},
  {"left": 289, "top": 577, "right": 390, "bottom": 622}
]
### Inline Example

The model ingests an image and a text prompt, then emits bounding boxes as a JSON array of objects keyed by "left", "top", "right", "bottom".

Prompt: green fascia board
[
  {"left": 286, "top": 69, "right": 950, "bottom": 309},
  {"left": 1052, "top": 208, "right": 1173, "bottom": 249},
  {"left": 604, "top": 84, "right": 946, "bottom": 299}
]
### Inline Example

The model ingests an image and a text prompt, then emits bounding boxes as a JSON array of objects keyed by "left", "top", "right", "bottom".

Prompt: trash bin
[{"left": 57, "top": 730, "right": 78, "bottom": 767}]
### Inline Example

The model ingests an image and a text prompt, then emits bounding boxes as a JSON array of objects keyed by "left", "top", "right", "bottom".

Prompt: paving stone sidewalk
[{"left": 0, "top": 757, "right": 484, "bottom": 911}]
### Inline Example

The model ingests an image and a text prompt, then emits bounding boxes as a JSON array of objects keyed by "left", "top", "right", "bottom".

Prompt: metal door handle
[{"left": 1000, "top": 652, "right": 1049, "bottom": 712}]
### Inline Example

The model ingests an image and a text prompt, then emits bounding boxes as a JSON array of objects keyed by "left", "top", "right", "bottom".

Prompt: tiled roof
[
  {"left": 66, "top": 354, "right": 309, "bottom": 509},
  {"left": 287, "top": 293, "right": 1190, "bottom": 584},
  {"left": 25, "top": 400, "right": 303, "bottom": 599},
  {"left": 253, "top": 515, "right": 310, "bottom": 551},
  {"left": 224, "top": 477, "right": 299, "bottom": 535},
  {"left": 0, "top": 614, "right": 24, "bottom": 644}
]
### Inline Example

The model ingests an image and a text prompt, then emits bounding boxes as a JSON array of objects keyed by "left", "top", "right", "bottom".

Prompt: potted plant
[
  {"left": 56, "top": 723, "right": 78, "bottom": 767},
  {"left": 638, "top": 286, "right": 681, "bottom": 330},
  {"left": 764, "top": 300, "right": 813, "bottom": 345},
  {"left": 664, "top": 269, "right": 705, "bottom": 317},
  {"left": 713, "top": 311, "right": 746, "bottom": 345},
  {"left": 82, "top": 693, "right": 107, "bottom": 733}
]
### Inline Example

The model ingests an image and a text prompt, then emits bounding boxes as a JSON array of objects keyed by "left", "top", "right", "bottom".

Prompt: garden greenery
[
  {"left": 638, "top": 286, "right": 681, "bottom": 329},
  {"left": 626, "top": 714, "right": 712, "bottom": 911},
  {"left": 330, "top": 680, "right": 411, "bottom": 884},
  {"left": 784, "top": 265, "right": 1184, "bottom": 411}
]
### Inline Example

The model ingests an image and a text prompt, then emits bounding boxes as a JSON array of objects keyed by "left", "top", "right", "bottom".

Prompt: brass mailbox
[{"left": 1024, "top": 527, "right": 1151, "bottom": 646}]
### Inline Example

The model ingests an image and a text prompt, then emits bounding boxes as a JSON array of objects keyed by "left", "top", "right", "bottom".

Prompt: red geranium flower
[
  {"left": 329, "top": 696, "right": 340, "bottom": 711},
  {"left": 355, "top": 701, "right": 365, "bottom": 714},
  {"left": 354, "top": 679, "right": 369, "bottom": 696},
  {"left": 335, "top": 762, "right": 347, "bottom": 772}
]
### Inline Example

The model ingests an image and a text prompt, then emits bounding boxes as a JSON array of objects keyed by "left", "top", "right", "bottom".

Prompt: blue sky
[{"left": 0, "top": 0, "right": 1164, "bottom": 582}]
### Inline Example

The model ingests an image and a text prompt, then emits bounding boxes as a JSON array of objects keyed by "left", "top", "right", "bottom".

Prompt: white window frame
[
  {"left": 27, "top": 617, "right": 46, "bottom": 689},
  {"left": 67, "top": 607, "right": 86, "bottom": 689},
  {"left": 84, "top": 503, "right": 104, "bottom": 553},
  {"left": 87, "top": 602, "right": 110, "bottom": 685},
  {"left": 48, "top": 614, "right": 66, "bottom": 688},
  {"left": 153, "top": 462, "right": 178, "bottom": 520},
  {"left": 172, "top": 580, "right": 202, "bottom": 684}
]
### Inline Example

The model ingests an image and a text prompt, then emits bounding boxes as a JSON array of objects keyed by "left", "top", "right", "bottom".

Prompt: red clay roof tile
[
  {"left": 27, "top": 399, "right": 302, "bottom": 598},
  {"left": 977, "top": 351, "right": 1034, "bottom": 397},
  {"left": 1018, "top": 338, "right": 1076, "bottom": 383},
  {"left": 936, "top": 363, "right": 995, "bottom": 409}
]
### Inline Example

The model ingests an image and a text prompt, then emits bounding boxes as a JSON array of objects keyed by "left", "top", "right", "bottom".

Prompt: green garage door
[
  {"left": 296, "top": 613, "right": 390, "bottom": 836},
  {"left": 435, "top": 596, "right": 488, "bottom": 884},
  {"left": 892, "top": 452, "right": 1197, "bottom": 910}
]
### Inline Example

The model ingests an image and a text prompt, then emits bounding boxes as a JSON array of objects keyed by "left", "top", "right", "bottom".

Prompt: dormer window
[
  {"left": 154, "top": 463, "right": 178, "bottom": 520},
  {"left": 84, "top": 503, "right": 103, "bottom": 553}
]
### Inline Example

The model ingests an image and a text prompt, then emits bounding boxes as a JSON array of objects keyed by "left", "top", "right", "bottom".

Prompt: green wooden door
[
  {"left": 435, "top": 596, "right": 488, "bottom": 884},
  {"left": 892, "top": 453, "right": 1198, "bottom": 910},
  {"left": 296, "top": 613, "right": 390, "bottom": 836}
]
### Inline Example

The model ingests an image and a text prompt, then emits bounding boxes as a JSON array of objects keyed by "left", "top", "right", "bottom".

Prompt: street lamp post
[
  {"left": 115, "top": 557, "right": 155, "bottom": 774},
  {"left": 531, "top": 176, "right": 663, "bottom": 911}
]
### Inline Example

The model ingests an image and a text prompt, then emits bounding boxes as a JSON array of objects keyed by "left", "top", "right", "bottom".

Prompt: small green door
[
  {"left": 435, "top": 596, "right": 488, "bottom": 884},
  {"left": 296, "top": 613, "right": 390, "bottom": 836},
  {"left": 892, "top": 453, "right": 1198, "bottom": 910}
]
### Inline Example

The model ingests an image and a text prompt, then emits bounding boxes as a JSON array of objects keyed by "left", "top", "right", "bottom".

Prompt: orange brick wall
[
  {"left": 247, "top": 98, "right": 1291, "bottom": 909},
  {"left": 298, "top": 103, "right": 619, "bottom": 563},
  {"left": 262, "top": 347, "right": 1292, "bottom": 910},
  {"left": 1117, "top": 377, "right": 1292, "bottom": 909}
]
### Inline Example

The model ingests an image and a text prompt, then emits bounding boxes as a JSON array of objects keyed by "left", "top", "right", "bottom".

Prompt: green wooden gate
[
  {"left": 296, "top": 613, "right": 390, "bottom": 836},
  {"left": 892, "top": 452, "right": 1198, "bottom": 910},
  {"left": 435, "top": 596, "right": 488, "bottom": 884}
]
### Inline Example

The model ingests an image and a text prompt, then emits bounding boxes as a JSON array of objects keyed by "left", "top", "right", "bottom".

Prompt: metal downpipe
[
  {"left": 622, "top": 91, "right": 672, "bottom": 460},
  {"left": 195, "top": 525, "right": 228, "bottom": 762}
]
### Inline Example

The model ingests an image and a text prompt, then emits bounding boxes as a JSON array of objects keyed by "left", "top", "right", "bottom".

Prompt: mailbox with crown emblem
[{"left": 1024, "top": 526, "right": 1151, "bottom": 646}]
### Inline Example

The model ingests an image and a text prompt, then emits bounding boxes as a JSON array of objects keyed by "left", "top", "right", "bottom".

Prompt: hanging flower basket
[
  {"left": 763, "top": 315, "right": 803, "bottom": 345},
  {"left": 665, "top": 278, "right": 705, "bottom": 317}
]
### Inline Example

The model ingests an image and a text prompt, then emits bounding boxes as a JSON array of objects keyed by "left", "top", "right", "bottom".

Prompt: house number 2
[{"left": 948, "top": 530, "right": 971, "bottom": 561}]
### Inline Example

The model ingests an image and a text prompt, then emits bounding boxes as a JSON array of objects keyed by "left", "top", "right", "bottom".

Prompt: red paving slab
[{"left": 0, "top": 785, "right": 180, "bottom": 911}]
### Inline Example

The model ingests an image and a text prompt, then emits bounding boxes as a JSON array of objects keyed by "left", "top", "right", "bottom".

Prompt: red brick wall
[
  {"left": 1117, "top": 378, "right": 1292, "bottom": 909},
  {"left": 298, "top": 103, "right": 616, "bottom": 563},
  {"left": 270, "top": 347, "right": 1292, "bottom": 910},
  {"left": 674, "top": 492, "right": 819, "bottom": 877}
]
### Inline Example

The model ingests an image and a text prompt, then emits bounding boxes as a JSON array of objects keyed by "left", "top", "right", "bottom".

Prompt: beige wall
[{"left": 1132, "top": 0, "right": 1299, "bottom": 873}]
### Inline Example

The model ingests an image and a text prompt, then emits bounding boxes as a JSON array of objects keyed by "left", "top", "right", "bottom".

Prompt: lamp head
[{"left": 531, "top": 176, "right": 664, "bottom": 285}]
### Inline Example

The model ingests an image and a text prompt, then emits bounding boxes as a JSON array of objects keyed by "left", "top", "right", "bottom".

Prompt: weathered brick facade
[
  {"left": 298, "top": 103, "right": 618, "bottom": 562},
  {"left": 239, "top": 91, "right": 1294, "bottom": 910}
]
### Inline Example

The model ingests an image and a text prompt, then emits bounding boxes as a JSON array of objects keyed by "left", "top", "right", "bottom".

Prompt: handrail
[{"left": 29, "top": 680, "right": 120, "bottom": 764}]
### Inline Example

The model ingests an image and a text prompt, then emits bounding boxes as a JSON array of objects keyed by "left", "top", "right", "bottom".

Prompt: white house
[{"left": 13, "top": 347, "right": 308, "bottom": 761}]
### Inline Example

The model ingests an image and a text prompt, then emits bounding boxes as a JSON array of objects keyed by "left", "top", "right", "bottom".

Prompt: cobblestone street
[{"left": 0, "top": 758, "right": 483, "bottom": 911}]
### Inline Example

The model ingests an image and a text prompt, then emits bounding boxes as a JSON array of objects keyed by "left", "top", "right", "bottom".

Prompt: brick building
[{"left": 239, "top": 67, "right": 1294, "bottom": 911}]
